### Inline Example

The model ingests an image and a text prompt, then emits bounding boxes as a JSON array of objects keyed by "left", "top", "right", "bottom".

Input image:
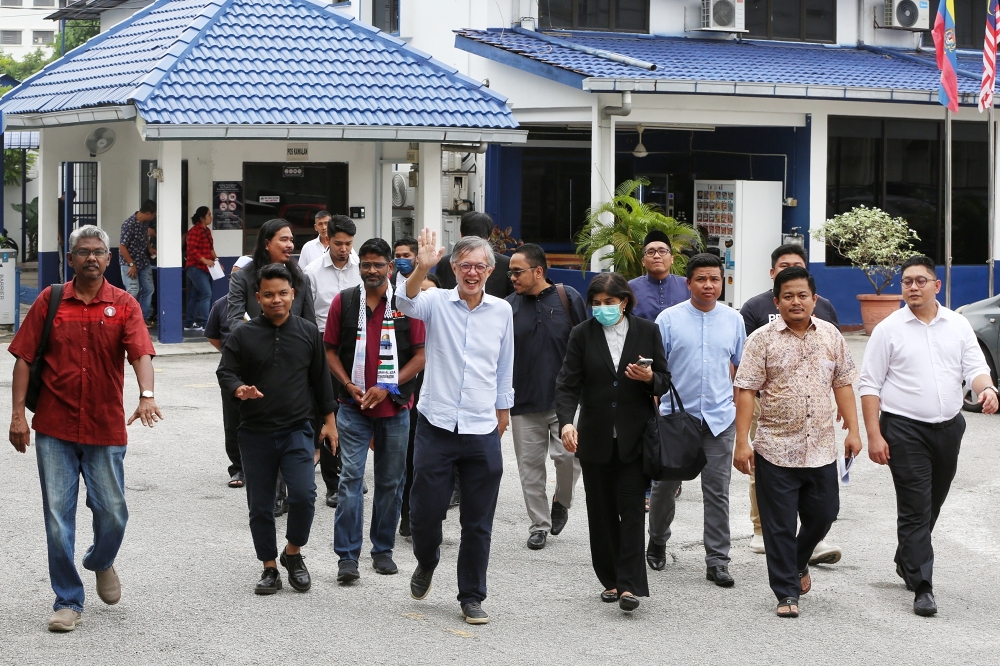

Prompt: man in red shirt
[
  {"left": 8, "top": 225, "right": 160, "bottom": 633},
  {"left": 325, "top": 238, "right": 426, "bottom": 582}
]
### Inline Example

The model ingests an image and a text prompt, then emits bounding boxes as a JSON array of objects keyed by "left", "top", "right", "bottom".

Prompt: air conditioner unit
[
  {"left": 884, "top": 1, "right": 930, "bottom": 30},
  {"left": 701, "top": 0, "right": 745, "bottom": 32}
]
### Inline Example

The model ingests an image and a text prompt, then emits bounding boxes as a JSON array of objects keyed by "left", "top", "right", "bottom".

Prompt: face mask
[
  {"left": 394, "top": 258, "right": 414, "bottom": 275},
  {"left": 592, "top": 304, "right": 623, "bottom": 326}
]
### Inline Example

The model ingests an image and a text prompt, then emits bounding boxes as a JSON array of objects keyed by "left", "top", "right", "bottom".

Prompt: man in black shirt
[
  {"left": 505, "top": 244, "right": 586, "bottom": 550},
  {"left": 433, "top": 212, "right": 514, "bottom": 298},
  {"left": 217, "top": 263, "right": 338, "bottom": 596},
  {"left": 738, "top": 243, "right": 843, "bottom": 565}
]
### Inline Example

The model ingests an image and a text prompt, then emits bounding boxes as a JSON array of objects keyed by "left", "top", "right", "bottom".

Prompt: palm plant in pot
[
  {"left": 575, "top": 178, "right": 701, "bottom": 279},
  {"left": 813, "top": 205, "right": 919, "bottom": 334}
]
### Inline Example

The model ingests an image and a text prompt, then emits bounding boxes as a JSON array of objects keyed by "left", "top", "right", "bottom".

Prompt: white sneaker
[
  {"left": 750, "top": 534, "right": 766, "bottom": 554},
  {"left": 809, "top": 540, "right": 842, "bottom": 565}
]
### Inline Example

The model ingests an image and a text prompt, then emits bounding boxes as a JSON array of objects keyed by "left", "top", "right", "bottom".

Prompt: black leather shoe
[
  {"left": 279, "top": 549, "right": 311, "bottom": 592},
  {"left": 326, "top": 491, "right": 338, "bottom": 508},
  {"left": 399, "top": 512, "right": 411, "bottom": 537},
  {"left": 550, "top": 500, "right": 569, "bottom": 535},
  {"left": 646, "top": 542, "right": 666, "bottom": 571},
  {"left": 273, "top": 496, "right": 288, "bottom": 517},
  {"left": 914, "top": 591, "right": 937, "bottom": 616},
  {"left": 618, "top": 594, "right": 640, "bottom": 612},
  {"left": 337, "top": 559, "right": 360, "bottom": 583},
  {"left": 600, "top": 589, "right": 619, "bottom": 603},
  {"left": 461, "top": 601, "right": 489, "bottom": 624},
  {"left": 254, "top": 567, "right": 282, "bottom": 595},
  {"left": 706, "top": 565, "right": 735, "bottom": 587},
  {"left": 410, "top": 565, "right": 434, "bottom": 600},
  {"left": 527, "top": 530, "right": 547, "bottom": 550},
  {"left": 896, "top": 563, "right": 913, "bottom": 591}
]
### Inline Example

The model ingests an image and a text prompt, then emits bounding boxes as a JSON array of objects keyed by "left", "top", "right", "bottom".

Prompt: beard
[{"left": 364, "top": 275, "right": 387, "bottom": 289}]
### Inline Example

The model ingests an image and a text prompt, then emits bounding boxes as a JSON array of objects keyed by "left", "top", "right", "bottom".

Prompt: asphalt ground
[{"left": 1, "top": 335, "right": 998, "bottom": 665}]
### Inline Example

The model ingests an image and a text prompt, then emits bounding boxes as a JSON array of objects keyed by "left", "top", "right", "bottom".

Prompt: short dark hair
[
  {"left": 586, "top": 272, "right": 636, "bottom": 316},
  {"left": 422, "top": 272, "right": 442, "bottom": 288},
  {"left": 394, "top": 236, "right": 418, "bottom": 255},
  {"left": 139, "top": 200, "right": 157, "bottom": 215},
  {"left": 512, "top": 243, "right": 548, "bottom": 276},
  {"left": 685, "top": 252, "right": 723, "bottom": 280},
  {"left": 459, "top": 211, "right": 493, "bottom": 239},
  {"left": 773, "top": 266, "right": 816, "bottom": 295},
  {"left": 255, "top": 262, "right": 294, "bottom": 292},
  {"left": 900, "top": 254, "right": 936, "bottom": 277},
  {"left": 314, "top": 210, "right": 332, "bottom": 222},
  {"left": 330, "top": 215, "right": 356, "bottom": 237},
  {"left": 771, "top": 243, "right": 808, "bottom": 268},
  {"left": 358, "top": 237, "right": 392, "bottom": 262}
]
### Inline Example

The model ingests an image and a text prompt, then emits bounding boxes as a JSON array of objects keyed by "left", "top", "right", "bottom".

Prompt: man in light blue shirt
[
  {"left": 646, "top": 253, "right": 746, "bottom": 588},
  {"left": 396, "top": 230, "right": 514, "bottom": 626}
]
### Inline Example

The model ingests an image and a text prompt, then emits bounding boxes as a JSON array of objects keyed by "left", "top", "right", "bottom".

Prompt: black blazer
[
  {"left": 555, "top": 315, "right": 670, "bottom": 464},
  {"left": 434, "top": 252, "right": 515, "bottom": 298},
  {"left": 226, "top": 261, "right": 316, "bottom": 332}
]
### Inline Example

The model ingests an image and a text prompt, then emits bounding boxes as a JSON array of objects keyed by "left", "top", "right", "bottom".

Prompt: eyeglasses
[
  {"left": 359, "top": 261, "right": 389, "bottom": 271},
  {"left": 71, "top": 248, "right": 108, "bottom": 258},
  {"left": 901, "top": 276, "right": 931, "bottom": 288},
  {"left": 457, "top": 262, "right": 490, "bottom": 274},
  {"left": 644, "top": 248, "right": 671, "bottom": 257},
  {"left": 507, "top": 267, "right": 535, "bottom": 278}
]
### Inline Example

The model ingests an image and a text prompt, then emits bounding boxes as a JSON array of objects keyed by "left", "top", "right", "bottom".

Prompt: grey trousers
[
  {"left": 648, "top": 420, "right": 736, "bottom": 567},
  {"left": 511, "top": 410, "right": 582, "bottom": 534}
]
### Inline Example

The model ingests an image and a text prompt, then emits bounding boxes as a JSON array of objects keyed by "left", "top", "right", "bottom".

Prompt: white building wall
[{"left": 0, "top": 3, "right": 58, "bottom": 61}]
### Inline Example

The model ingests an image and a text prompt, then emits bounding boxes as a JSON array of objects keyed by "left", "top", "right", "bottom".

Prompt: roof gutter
[
  {"left": 137, "top": 123, "right": 528, "bottom": 143},
  {"left": 510, "top": 26, "right": 657, "bottom": 72},
  {"left": 0, "top": 105, "right": 136, "bottom": 127},
  {"left": 859, "top": 44, "right": 981, "bottom": 80},
  {"left": 602, "top": 90, "right": 632, "bottom": 118},
  {"left": 441, "top": 142, "right": 488, "bottom": 153}
]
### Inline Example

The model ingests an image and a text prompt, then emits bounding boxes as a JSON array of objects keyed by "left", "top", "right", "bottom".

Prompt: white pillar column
[
  {"left": 156, "top": 140, "right": 184, "bottom": 343},
  {"left": 590, "top": 100, "right": 617, "bottom": 271},
  {"left": 36, "top": 128, "right": 61, "bottom": 287},
  {"left": 416, "top": 142, "right": 443, "bottom": 241},
  {"left": 808, "top": 112, "right": 828, "bottom": 264}
]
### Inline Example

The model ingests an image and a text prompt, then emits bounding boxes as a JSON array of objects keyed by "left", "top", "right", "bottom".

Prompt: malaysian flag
[{"left": 981, "top": 0, "right": 1000, "bottom": 112}]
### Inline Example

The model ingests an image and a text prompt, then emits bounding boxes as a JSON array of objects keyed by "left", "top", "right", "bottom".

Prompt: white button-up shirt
[
  {"left": 858, "top": 302, "right": 991, "bottom": 423},
  {"left": 396, "top": 286, "right": 515, "bottom": 434},
  {"left": 304, "top": 250, "right": 361, "bottom": 332},
  {"left": 298, "top": 236, "right": 330, "bottom": 268}
]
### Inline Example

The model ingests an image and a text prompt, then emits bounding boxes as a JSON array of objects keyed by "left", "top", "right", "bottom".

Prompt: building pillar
[
  {"left": 590, "top": 101, "right": 616, "bottom": 271},
  {"left": 36, "top": 128, "right": 61, "bottom": 288},
  {"left": 157, "top": 141, "right": 183, "bottom": 343},
  {"left": 808, "top": 112, "right": 828, "bottom": 264},
  {"left": 416, "top": 142, "right": 443, "bottom": 242}
]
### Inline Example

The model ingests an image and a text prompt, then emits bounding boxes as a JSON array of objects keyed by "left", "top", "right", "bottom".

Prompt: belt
[{"left": 882, "top": 411, "right": 960, "bottom": 430}]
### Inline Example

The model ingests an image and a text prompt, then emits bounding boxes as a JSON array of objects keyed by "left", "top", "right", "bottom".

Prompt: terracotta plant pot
[{"left": 856, "top": 293, "right": 903, "bottom": 335}]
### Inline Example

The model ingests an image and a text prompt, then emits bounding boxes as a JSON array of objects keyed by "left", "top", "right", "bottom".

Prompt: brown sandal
[
  {"left": 776, "top": 596, "right": 799, "bottom": 618},
  {"left": 799, "top": 566, "right": 811, "bottom": 595}
]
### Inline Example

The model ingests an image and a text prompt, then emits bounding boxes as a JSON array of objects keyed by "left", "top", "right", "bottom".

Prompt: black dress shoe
[
  {"left": 254, "top": 567, "right": 282, "bottom": 595},
  {"left": 527, "top": 530, "right": 547, "bottom": 550},
  {"left": 618, "top": 594, "right": 640, "bottom": 612},
  {"left": 326, "top": 491, "right": 338, "bottom": 508},
  {"left": 913, "top": 591, "right": 937, "bottom": 616},
  {"left": 550, "top": 500, "right": 569, "bottom": 535},
  {"left": 706, "top": 565, "right": 735, "bottom": 587},
  {"left": 273, "top": 496, "right": 288, "bottom": 517},
  {"left": 896, "top": 563, "right": 913, "bottom": 591},
  {"left": 410, "top": 565, "right": 434, "bottom": 600},
  {"left": 337, "top": 559, "right": 360, "bottom": 583},
  {"left": 646, "top": 542, "right": 666, "bottom": 571},
  {"left": 279, "top": 549, "right": 311, "bottom": 592}
]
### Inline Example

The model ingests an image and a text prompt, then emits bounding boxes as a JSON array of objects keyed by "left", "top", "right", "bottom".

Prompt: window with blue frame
[
  {"left": 538, "top": 0, "right": 649, "bottom": 33},
  {"left": 745, "top": 0, "right": 836, "bottom": 43},
  {"left": 827, "top": 116, "right": 988, "bottom": 266}
]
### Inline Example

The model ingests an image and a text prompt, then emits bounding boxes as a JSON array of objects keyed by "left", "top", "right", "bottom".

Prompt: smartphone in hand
[{"left": 636, "top": 356, "right": 653, "bottom": 368}]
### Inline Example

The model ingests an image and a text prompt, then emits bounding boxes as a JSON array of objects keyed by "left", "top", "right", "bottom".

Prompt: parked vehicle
[{"left": 957, "top": 296, "right": 1000, "bottom": 412}]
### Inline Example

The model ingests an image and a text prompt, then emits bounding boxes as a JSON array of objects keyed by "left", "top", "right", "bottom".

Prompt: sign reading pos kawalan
[{"left": 287, "top": 143, "right": 308, "bottom": 161}]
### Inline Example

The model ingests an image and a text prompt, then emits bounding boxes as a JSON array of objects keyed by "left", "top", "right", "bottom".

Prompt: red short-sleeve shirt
[
  {"left": 9, "top": 279, "right": 157, "bottom": 445},
  {"left": 324, "top": 291, "right": 426, "bottom": 417}
]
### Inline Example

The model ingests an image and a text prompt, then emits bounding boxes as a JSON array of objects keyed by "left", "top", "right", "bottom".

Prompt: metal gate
[{"left": 59, "top": 161, "right": 98, "bottom": 277}]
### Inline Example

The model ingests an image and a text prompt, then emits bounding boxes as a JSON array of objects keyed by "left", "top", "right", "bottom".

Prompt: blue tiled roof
[
  {"left": 455, "top": 29, "right": 984, "bottom": 103},
  {"left": 0, "top": 0, "right": 517, "bottom": 130}
]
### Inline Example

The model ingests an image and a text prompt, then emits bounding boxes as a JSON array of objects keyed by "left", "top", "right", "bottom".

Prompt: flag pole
[
  {"left": 945, "top": 107, "right": 953, "bottom": 309},
  {"left": 990, "top": 103, "right": 996, "bottom": 298}
]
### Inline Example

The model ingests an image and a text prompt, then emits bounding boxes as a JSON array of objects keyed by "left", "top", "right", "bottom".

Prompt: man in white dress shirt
[
  {"left": 304, "top": 215, "right": 361, "bottom": 333},
  {"left": 859, "top": 255, "right": 998, "bottom": 617},
  {"left": 298, "top": 211, "right": 332, "bottom": 268}
]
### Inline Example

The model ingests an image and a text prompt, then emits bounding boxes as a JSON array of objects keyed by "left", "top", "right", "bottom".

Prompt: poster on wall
[{"left": 213, "top": 181, "right": 244, "bottom": 230}]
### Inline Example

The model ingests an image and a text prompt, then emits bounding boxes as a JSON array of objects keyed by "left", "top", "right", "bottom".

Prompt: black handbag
[
  {"left": 25, "top": 284, "right": 63, "bottom": 413},
  {"left": 643, "top": 383, "right": 707, "bottom": 481}
]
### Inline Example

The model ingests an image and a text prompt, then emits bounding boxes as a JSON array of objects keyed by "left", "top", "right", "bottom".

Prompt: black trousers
[
  {"left": 220, "top": 387, "right": 242, "bottom": 476},
  {"left": 409, "top": 414, "right": 503, "bottom": 605},
  {"left": 400, "top": 405, "right": 418, "bottom": 522},
  {"left": 239, "top": 422, "right": 317, "bottom": 562},
  {"left": 882, "top": 412, "right": 965, "bottom": 593},
  {"left": 579, "top": 442, "right": 649, "bottom": 597},
  {"left": 755, "top": 454, "right": 839, "bottom": 601}
]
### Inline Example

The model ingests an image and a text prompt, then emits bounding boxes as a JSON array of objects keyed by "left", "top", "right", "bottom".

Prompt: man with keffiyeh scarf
[{"left": 324, "top": 238, "right": 427, "bottom": 583}]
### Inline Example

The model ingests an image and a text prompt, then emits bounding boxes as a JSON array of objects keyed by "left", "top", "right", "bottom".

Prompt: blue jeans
[
  {"left": 184, "top": 266, "right": 212, "bottom": 326},
  {"left": 334, "top": 404, "right": 409, "bottom": 562},
  {"left": 120, "top": 264, "right": 155, "bottom": 320},
  {"left": 35, "top": 434, "right": 128, "bottom": 613}
]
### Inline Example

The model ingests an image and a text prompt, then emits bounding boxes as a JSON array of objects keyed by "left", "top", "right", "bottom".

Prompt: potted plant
[
  {"left": 813, "top": 205, "right": 919, "bottom": 335},
  {"left": 576, "top": 178, "right": 701, "bottom": 279}
]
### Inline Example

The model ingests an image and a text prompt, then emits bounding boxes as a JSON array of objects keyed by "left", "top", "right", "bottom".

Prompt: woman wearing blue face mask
[{"left": 555, "top": 272, "right": 670, "bottom": 613}]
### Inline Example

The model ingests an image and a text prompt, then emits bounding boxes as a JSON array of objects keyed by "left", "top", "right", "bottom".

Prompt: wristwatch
[
  {"left": 140, "top": 390, "right": 154, "bottom": 399},
  {"left": 128, "top": 262, "right": 135, "bottom": 267},
  {"left": 984, "top": 386, "right": 999, "bottom": 397}
]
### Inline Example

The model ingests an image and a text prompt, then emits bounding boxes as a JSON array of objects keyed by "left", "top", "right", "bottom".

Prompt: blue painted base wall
[
  {"left": 548, "top": 267, "right": 599, "bottom": 303},
  {"left": 811, "top": 263, "right": 989, "bottom": 325},
  {"left": 37, "top": 251, "right": 60, "bottom": 291},
  {"left": 157, "top": 267, "right": 183, "bottom": 344}
]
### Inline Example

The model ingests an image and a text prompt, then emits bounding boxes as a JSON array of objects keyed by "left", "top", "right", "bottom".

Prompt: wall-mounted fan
[
  {"left": 84, "top": 127, "right": 116, "bottom": 156},
  {"left": 392, "top": 173, "right": 408, "bottom": 208}
]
